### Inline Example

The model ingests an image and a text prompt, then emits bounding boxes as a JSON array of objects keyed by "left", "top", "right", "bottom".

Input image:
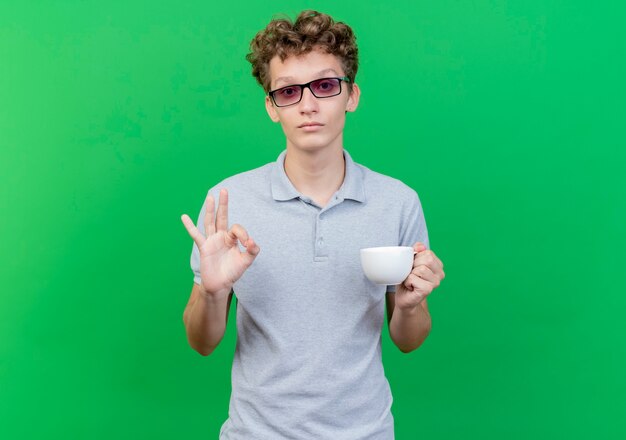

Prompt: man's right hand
[{"left": 181, "top": 188, "right": 260, "bottom": 299}]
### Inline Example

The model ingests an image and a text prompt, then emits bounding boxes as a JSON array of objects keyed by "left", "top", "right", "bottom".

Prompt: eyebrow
[{"left": 273, "top": 69, "right": 340, "bottom": 88}]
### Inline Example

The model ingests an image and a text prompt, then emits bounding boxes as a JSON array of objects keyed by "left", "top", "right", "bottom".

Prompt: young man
[{"left": 181, "top": 10, "right": 445, "bottom": 439}]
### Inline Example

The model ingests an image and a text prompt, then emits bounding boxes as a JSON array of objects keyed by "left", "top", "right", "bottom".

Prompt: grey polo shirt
[{"left": 190, "top": 149, "right": 429, "bottom": 440}]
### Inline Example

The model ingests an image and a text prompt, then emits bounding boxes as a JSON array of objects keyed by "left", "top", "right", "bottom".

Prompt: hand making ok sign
[{"left": 181, "top": 189, "right": 260, "bottom": 299}]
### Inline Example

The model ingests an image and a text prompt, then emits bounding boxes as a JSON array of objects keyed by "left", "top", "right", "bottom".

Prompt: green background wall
[{"left": 1, "top": 0, "right": 624, "bottom": 438}]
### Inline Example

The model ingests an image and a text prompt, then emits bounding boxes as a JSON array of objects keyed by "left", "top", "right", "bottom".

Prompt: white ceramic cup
[{"left": 360, "top": 246, "right": 415, "bottom": 285}]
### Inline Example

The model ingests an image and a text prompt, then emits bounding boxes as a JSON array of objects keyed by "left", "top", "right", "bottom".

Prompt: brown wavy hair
[{"left": 246, "top": 10, "right": 359, "bottom": 93}]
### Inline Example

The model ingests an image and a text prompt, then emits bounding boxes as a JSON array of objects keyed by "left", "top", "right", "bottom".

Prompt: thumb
[{"left": 413, "top": 242, "right": 427, "bottom": 253}]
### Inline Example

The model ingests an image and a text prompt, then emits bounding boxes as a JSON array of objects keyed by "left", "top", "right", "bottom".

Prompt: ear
[
  {"left": 265, "top": 95, "right": 280, "bottom": 122},
  {"left": 346, "top": 83, "right": 361, "bottom": 113}
]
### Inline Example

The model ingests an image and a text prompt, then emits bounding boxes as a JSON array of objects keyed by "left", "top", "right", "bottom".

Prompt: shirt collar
[{"left": 270, "top": 149, "right": 366, "bottom": 203}]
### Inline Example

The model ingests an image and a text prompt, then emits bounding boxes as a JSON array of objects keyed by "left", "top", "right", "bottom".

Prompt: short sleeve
[{"left": 387, "top": 189, "right": 429, "bottom": 293}]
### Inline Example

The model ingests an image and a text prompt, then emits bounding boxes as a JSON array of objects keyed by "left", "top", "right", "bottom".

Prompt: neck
[{"left": 284, "top": 146, "right": 345, "bottom": 207}]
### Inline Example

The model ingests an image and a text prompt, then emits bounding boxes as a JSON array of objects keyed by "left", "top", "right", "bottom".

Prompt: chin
[
  {"left": 287, "top": 137, "right": 323, "bottom": 150},
  {"left": 288, "top": 135, "right": 342, "bottom": 153}
]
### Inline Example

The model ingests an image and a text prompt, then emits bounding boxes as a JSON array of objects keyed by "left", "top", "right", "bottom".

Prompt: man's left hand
[{"left": 395, "top": 242, "right": 445, "bottom": 310}]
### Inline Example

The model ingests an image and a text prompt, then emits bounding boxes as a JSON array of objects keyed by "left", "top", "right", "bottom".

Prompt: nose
[{"left": 298, "top": 87, "right": 319, "bottom": 114}]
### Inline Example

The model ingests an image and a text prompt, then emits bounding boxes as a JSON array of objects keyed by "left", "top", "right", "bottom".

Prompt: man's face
[{"left": 265, "top": 50, "right": 360, "bottom": 153}]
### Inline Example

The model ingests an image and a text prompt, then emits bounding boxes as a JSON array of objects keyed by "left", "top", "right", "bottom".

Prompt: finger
[
  {"left": 204, "top": 194, "right": 216, "bottom": 236},
  {"left": 181, "top": 214, "right": 205, "bottom": 248},
  {"left": 413, "top": 242, "right": 428, "bottom": 253},
  {"left": 241, "top": 238, "right": 260, "bottom": 265},
  {"left": 226, "top": 224, "right": 249, "bottom": 248},
  {"left": 414, "top": 250, "right": 443, "bottom": 274},
  {"left": 244, "top": 238, "right": 260, "bottom": 256},
  {"left": 403, "top": 273, "right": 433, "bottom": 293},
  {"left": 411, "top": 265, "right": 438, "bottom": 284},
  {"left": 216, "top": 188, "right": 229, "bottom": 232}
]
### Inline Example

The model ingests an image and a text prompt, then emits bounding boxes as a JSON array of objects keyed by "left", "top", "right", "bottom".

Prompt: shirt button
[{"left": 318, "top": 237, "right": 324, "bottom": 246}]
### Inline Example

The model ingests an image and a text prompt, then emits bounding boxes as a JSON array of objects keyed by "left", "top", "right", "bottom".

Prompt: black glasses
[{"left": 268, "top": 76, "right": 350, "bottom": 107}]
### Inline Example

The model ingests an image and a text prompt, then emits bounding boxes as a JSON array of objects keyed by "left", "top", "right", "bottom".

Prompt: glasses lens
[
  {"left": 310, "top": 78, "right": 341, "bottom": 97},
  {"left": 273, "top": 86, "right": 302, "bottom": 106}
]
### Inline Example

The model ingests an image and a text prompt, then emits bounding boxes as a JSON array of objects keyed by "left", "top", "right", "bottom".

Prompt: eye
[
  {"left": 317, "top": 80, "right": 335, "bottom": 90},
  {"left": 278, "top": 87, "right": 298, "bottom": 97},
  {"left": 312, "top": 78, "right": 340, "bottom": 95}
]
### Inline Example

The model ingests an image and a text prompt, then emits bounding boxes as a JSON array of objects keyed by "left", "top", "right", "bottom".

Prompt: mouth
[
  {"left": 298, "top": 122, "right": 324, "bottom": 132},
  {"left": 298, "top": 122, "right": 324, "bottom": 128}
]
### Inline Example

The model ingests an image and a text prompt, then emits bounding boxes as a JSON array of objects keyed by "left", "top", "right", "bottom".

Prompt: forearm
[
  {"left": 389, "top": 301, "right": 432, "bottom": 353},
  {"left": 184, "top": 291, "right": 231, "bottom": 356}
]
